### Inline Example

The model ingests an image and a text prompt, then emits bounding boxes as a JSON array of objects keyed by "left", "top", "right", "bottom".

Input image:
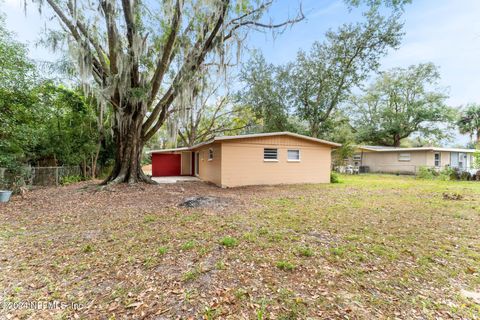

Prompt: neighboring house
[
  {"left": 346, "top": 146, "right": 477, "bottom": 174},
  {"left": 148, "top": 132, "right": 341, "bottom": 187}
]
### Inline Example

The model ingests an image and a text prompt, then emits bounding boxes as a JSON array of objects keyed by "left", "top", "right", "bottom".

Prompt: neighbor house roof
[
  {"left": 148, "top": 132, "right": 341, "bottom": 154},
  {"left": 358, "top": 145, "right": 476, "bottom": 153}
]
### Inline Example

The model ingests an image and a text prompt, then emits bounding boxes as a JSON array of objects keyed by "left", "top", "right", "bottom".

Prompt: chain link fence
[{"left": 0, "top": 166, "right": 82, "bottom": 187}]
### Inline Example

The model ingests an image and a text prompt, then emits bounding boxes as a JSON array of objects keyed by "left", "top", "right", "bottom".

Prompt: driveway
[{"left": 151, "top": 176, "right": 200, "bottom": 184}]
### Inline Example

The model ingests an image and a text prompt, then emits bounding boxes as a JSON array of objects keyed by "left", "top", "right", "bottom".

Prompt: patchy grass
[
  {"left": 1, "top": 175, "right": 480, "bottom": 318},
  {"left": 276, "top": 260, "right": 296, "bottom": 271},
  {"left": 219, "top": 236, "right": 238, "bottom": 248}
]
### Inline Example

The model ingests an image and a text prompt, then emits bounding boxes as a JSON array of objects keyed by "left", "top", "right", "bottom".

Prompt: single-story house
[
  {"left": 346, "top": 146, "right": 477, "bottom": 174},
  {"left": 148, "top": 132, "right": 341, "bottom": 187}
]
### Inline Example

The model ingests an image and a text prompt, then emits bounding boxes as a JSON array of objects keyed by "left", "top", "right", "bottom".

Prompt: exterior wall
[
  {"left": 440, "top": 151, "right": 451, "bottom": 167},
  {"left": 361, "top": 150, "right": 431, "bottom": 174},
  {"left": 194, "top": 143, "right": 222, "bottom": 185},
  {"left": 220, "top": 136, "right": 332, "bottom": 187},
  {"left": 180, "top": 152, "right": 192, "bottom": 175}
]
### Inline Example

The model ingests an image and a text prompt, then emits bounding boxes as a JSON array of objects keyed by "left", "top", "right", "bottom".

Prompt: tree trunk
[
  {"left": 102, "top": 105, "right": 154, "bottom": 185},
  {"left": 393, "top": 134, "right": 401, "bottom": 147},
  {"left": 91, "top": 141, "right": 101, "bottom": 179}
]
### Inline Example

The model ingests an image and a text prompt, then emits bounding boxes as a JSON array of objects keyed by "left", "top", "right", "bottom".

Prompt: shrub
[
  {"left": 60, "top": 175, "right": 83, "bottom": 185},
  {"left": 330, "top": 172, "right": 340, "bottom": 183},
  {"left": 417, "top": 166, "right": 437, "bottom": 180},
  {"left": 460, "top": 171, "right": 472, "bottom": 181},
  {"left": 438, "top": 167, "right": 454, "bottom": 181},
  {"left": 473, "top": 150, "right": 480, "bottom": 169}
]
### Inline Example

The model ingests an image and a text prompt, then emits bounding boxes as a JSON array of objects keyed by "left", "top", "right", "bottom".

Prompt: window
[
  {"left": 434, "top": 152, "right": 441, "bottom": 167},
  {"left": 398, "top": 153, "right": 411, "bottom": 162},
  {"left": 208, "top": 148, "right": 214, "bottom": 161},
  {"left": 287, "top": 149, "right": 300, "bottom": 161},
  {"left": 353, "top": 154, "right": 362, "bottom": 161},
  {"left": 264, "top": 148, "right": 278, "bottom": 161}
]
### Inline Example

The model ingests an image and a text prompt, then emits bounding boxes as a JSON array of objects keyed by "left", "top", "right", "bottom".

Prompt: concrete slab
[{"left": 152, "top": 176, "right": 200, "bottom": 184}]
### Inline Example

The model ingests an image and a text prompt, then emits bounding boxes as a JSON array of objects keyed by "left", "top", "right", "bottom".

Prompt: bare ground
[{"left": 0, "top": 175, "right": 479, "bottom": 319}]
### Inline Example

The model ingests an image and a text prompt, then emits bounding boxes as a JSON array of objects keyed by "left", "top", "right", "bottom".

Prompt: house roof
[
  {"left": 358, "top": 145, "right": 477, "bottom": 153},
  {"left": 148, "top": 132, "right": 341, "bottom": 154}
]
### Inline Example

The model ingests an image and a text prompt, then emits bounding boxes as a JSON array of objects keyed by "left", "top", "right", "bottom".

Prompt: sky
[{"left": 2, "top": 0, "right": 480, "bottom": 146}]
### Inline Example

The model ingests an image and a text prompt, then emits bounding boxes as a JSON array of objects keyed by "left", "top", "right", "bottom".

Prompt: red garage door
[{"left": 152, "top": 153, "right": 181, "bottom": 176}]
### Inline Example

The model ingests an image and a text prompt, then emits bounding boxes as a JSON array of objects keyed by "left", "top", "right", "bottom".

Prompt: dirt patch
[{"left": 178, "top": 196, "right": 231, "bottom": 209}]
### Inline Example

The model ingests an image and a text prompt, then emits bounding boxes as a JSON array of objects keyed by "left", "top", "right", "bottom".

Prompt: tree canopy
[
  {"left": 290, "top": 11, "right": 403, "bottom": 138},
  {"left": 352, "top": 63, "right": 455, "bottom": 147},
  {"left": 457, "top": 104, "right": 480, "bottom": 147}
]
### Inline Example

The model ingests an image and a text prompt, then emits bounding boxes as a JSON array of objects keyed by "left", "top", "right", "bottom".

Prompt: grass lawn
[{"left": 1, "top": 174, "right": 479, "bottom": 319}]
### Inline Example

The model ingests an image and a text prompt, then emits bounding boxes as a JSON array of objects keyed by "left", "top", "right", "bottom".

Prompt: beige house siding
[
  {"left": 219, "top": 136, "right": 332, "bottom": 187},
  {"left": 361, "top": 150, "right": 431, "bottom": 174},
  {"left": 195, "top": 143, "right": 222, "bottom": 186},
  {"left": 440, "top": 152, "right": 451, "bottom": 167}
]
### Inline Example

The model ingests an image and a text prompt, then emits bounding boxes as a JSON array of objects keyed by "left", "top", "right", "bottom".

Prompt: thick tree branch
[{"left": 148, "top": 0, "right": 182, "bottom": 108}]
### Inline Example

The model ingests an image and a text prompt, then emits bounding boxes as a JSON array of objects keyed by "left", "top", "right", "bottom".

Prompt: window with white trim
[
  {"left": 434, "top": 152, "right": 441, "bottom": 167},
  {"left": 264, "top": 148, "right": 278, "bottom": 161},
  {"left": 208, "top": 148, "right": 214, "bottom": 160},
  {"left": 398, "top": 153, "right": 411, "bottom": 162},
  {"left": 353, "top": 154, "right": 362, "bottom": 161},
  {"left": 287, "top": 149, "right": 300, "bottom": 161}
]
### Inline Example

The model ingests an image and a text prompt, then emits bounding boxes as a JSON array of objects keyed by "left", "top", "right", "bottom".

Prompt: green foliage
[
  {"left": 353, "top": 63, "right": 455, "bottom": 146},
  {"left": 473, "top": 151, "right": 480, "bottom": 169},
  {"left": 60, "top": 175, "right": 83, "bottom": 186},
  {"left": 82, "top": 244, "right": 93, "bottom": 253},
  {"left": 457, "top": 104, "right": 480, "bottom": 147},
  {"left": 417, "top": 167, "right": 437, "bottom": 180},
  {"left": 0, "top": 17, "right": 110, "bottom": 175},
  {"left": 276, "top": 260, "right": 295, "bottom": 271},
  {"left": 330, "top": 172, "right": 340, "bottom": 183},
  {"left": 239, "top": 11, "right": 403, "bottom": 139},
  {"left": 238, "top": 52, "right": 302, "bottom": 133},
  {"left": 417, "top": 167, "right": 466, "bottom": 181},
  {"left": 290, "top": 12, "right": 403, "bottom": 138},
  {"left": 181, "top": 240, "right": 196, "bottom": 251},
  {"left": 296, "top": 246, "right": 314, "bottom": 257},
  {"left": 219, "top": 236, "right": 238, "bottom": 248},
  {"left": 0, "top": 16, "right": 38, "bottom": 168},
  {"left": 157, "top": 247, "right": 168, "bottom": 255}
]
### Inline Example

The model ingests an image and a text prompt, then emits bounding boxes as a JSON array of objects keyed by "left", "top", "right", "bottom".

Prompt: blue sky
[{"left": 2, "top": 0, "right": 480, "bottom": 145}]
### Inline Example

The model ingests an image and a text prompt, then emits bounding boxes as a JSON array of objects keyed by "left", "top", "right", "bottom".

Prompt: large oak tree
[
  {"left": 352, "top": 63, "right": 455, "bottom": 147},
  {"left": 30, "top": 0, "right": 304, "bottom": 184}
]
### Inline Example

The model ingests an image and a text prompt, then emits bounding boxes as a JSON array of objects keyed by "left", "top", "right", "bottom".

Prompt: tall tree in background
[
  {"left": 290, "top": 12, "right": 403, "bottom": 138},
  {"left": 352, "top": 63, "right": 455, "bottom": 147},
  {"left": 457, "top": 104, "right": 480, "bottom": 147},
  {"left": 238, "top": 53, "right": 297, "bottom": 132},
  {"left": 30, "top": 0, "right": 304, "bottom": 184},
  {"left": 0, "top": 14, "right": 37, "bottom": 168},
  {"left": 175, "top": 75, "right": 256, "bottom": 146}
]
